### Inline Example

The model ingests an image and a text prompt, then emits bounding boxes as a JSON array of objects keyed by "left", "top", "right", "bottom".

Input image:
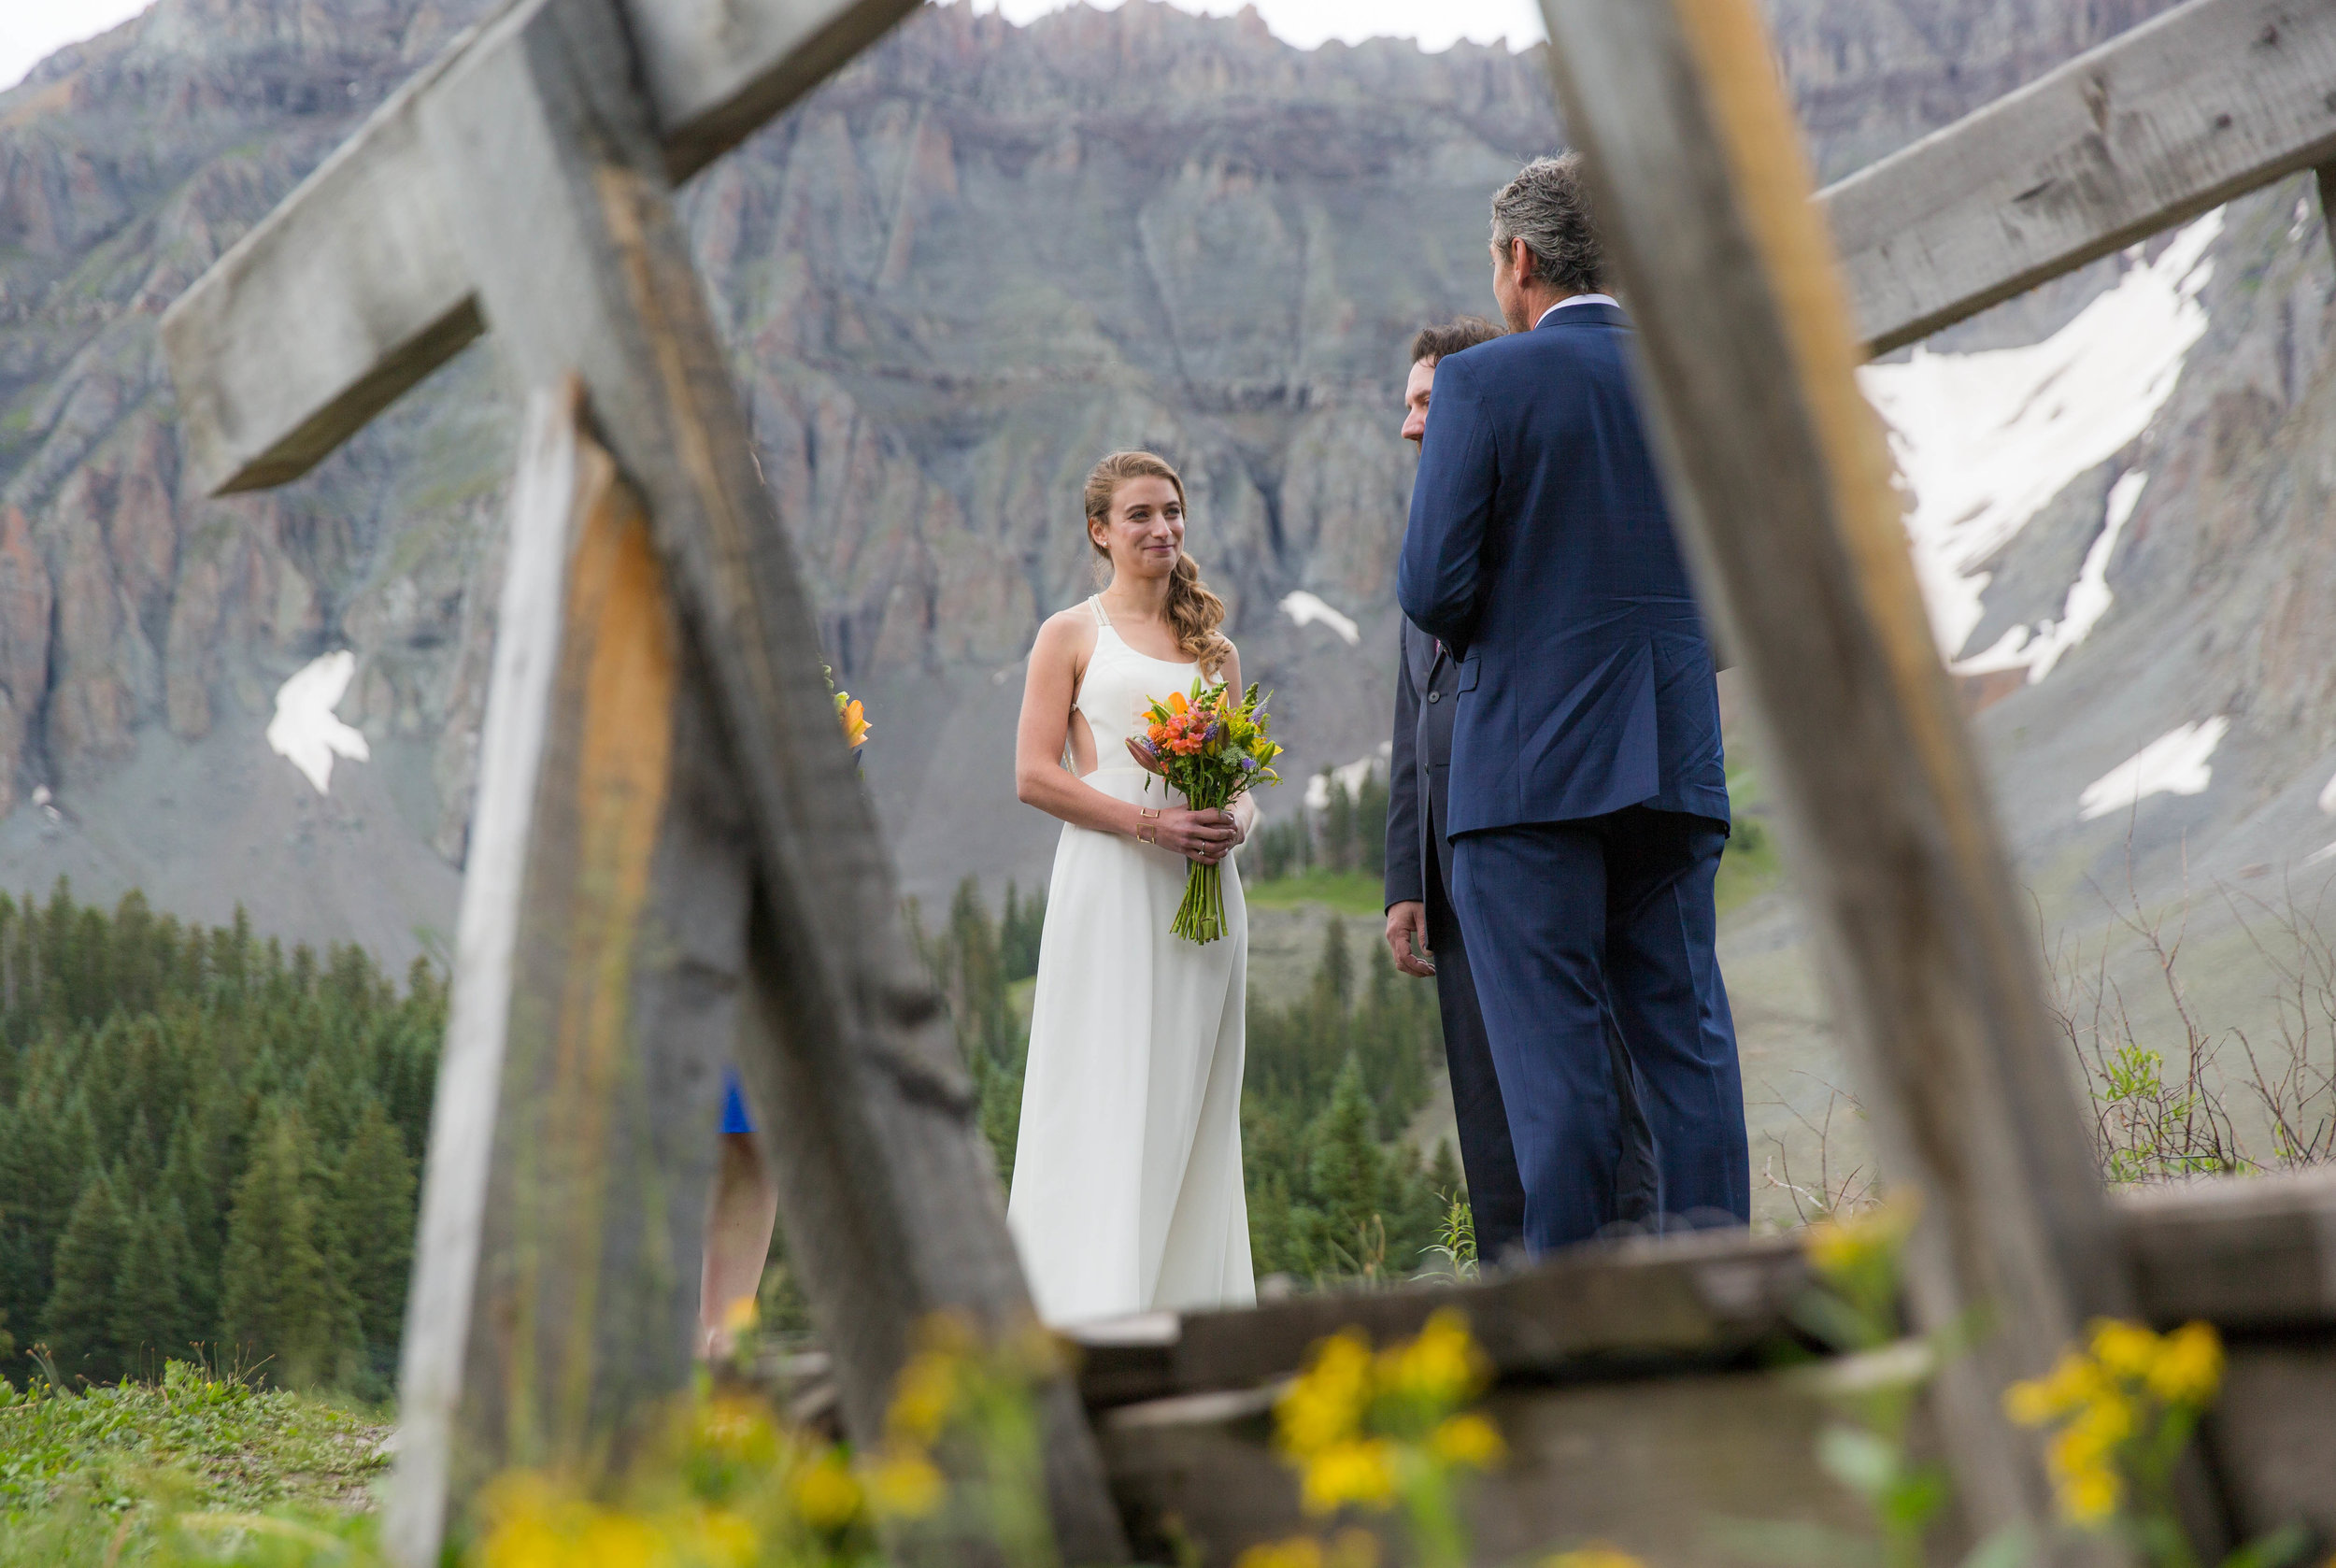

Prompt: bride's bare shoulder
[{"left": 1029, "top": 604, "right": 1100, "bottom": 671}]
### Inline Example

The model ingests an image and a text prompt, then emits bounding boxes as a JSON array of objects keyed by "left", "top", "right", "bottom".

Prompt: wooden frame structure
[{"left": 156, "top": 0, "right": 2336, "bottom": 1562}]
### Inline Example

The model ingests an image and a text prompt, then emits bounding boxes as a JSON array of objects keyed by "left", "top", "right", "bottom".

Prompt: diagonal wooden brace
[
  {"left": 392, "top": 378, "right": 753, "bottom": 1558},
  {"left": 386, "top": 0, "right": 1128, "bottom": 1560}
]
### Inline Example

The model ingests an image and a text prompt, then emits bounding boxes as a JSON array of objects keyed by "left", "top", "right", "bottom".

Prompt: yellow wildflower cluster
[
  {"left": 1273, "top": 1310, "right": 1503, "bottom": 1518},
  {"left": 1542, "top": 1547, "right": 1650, "bottom": 1568},
  {"left": 476, "top": 1473, "right": 759, "bottom": 1568},
  {"left": 470, "top": 1319, "right": 1045, "bottom": 1568},
  {"left": 1235, "top": 1527, "right": 1382, "bottom": 1568},
  {"left": 2002, "top": 1319, "right": 2225, "bottom": 1526},
  {"left": 1802, "top": 1198, "right": 1918, "bottom": 1280}
]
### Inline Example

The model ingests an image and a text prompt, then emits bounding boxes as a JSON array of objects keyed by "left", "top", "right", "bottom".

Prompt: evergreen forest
[
  {"left": 6, "top": 862, "right": 1452, "bottom": 1397},
  {"left": 0, "top": 885, "right": 443, "bottom": 1398}
]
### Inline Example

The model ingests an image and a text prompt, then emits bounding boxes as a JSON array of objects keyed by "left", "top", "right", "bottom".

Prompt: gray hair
[{"left": 1489, "top": 154, "right": 1604, "bottom": 294}]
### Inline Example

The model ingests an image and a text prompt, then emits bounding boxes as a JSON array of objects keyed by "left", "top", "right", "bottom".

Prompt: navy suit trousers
[{"left": 1450, "top": 806, "right": 1749, "bottom": 1250}]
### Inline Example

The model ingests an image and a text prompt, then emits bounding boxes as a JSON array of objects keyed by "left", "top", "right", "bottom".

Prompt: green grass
[
  {"left": 1716, "top": 814, "right": 1783, "bottom": 916},
  {"left": 0, "top": 1362, "right": 389, "bottom": 1566},
  {"left": 1243, "top": 867, "right": 1389, "bottom": 916}
]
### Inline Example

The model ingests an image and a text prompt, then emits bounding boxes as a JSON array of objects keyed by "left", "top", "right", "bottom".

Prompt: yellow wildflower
[
  {"left": 1236, "top": 1536, "right": 1327, "bottom": 1568},
  {"left": 866, "top": 1450, "right": 947, "bottom": 1519},
  {"left": 690, "top": 1396, "right": 781, "bottom": 1472},
  {"left": 685, "top": 1507, "right": 760, "bottom": 1568},
  {"left": 2145, "top": 1321, "right": 2223, "bottom": 1407},
  {"left": 1277, "top": 1331, "right": 1374, "bottom": 1459},
  {"left": 2057, "top": 1461, "right": 2122, "bottom": 1525},
  {"left": 1802, "top": 1194, "right": 1920, "bottom": 1278},
  {"left": 837, "top": 694, "right": 870, "bottom": 749},
  {"left": 791, "top": 1451, "right": 864, "bottom": 1531},
  {"left": 888, "top": 1348, "right": 961, "bottom": 1444},
  {"left": 1300, "top": 1438, "right": 1398, "bottom": 1516},
  {"left": 1426, "top": 1413, "right": 1505, "bottom": 1469},
  {"left": 1545, "top": 1547, "right": 1651, "bottom": 1568},
  {"left": 573, "top": 1512, "right": 661, "bottom": 1568},
  {"left": 2088, "top": 1319, "right": 2159, "bottom": 1380},
  {"left": 2003, "top": 1349, "right": 2103, "bottom": 1427},
  {"left": 1377, "top": 1309, "right": 1487, "bottom": 1408}
]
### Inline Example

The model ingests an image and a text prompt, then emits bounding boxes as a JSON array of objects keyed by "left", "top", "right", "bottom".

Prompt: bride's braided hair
[{"left": 1084, "top": 450, "right": 1233, "bottom": 677}]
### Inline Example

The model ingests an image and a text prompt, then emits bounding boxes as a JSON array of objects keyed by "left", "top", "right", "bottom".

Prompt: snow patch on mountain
[
  {"left": 1862, "top": 208, "right": 2222, "bottom": 662},
  {"left": 2077, "top": 718, "right": 2227, "bottom": 822},
  {"left": 266, "top": 650, "right": 370, "bottom": 794},
  {"left": 1957, "top": 469, "right": 2149, "bottom": 685},
  {"left": 1281, "top": 590, "right": 1360, "bottom": 646}
]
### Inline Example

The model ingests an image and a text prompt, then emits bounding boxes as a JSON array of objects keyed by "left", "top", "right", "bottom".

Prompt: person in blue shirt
[{"left": 1398, "top": 156, "right": 1749, "bottom": 1252}]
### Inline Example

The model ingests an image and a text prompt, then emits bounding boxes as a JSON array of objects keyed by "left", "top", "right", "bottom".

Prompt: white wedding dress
[{"left": 1006, "top": 598, "right": 1256, "bottom": 1324}]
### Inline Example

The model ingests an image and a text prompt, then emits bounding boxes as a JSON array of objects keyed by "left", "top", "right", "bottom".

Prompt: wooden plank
[
  {"left": 1822, "top": 0, "right": 2336, "bottom": 352},
  {"left": 1073, "top": 1173, "right": 2336, "bottom": 1411},
  {"left": 410, "top": 0, "right": 1129, "bottom": 1561},
  {"left": 1101, "top": 1371, "right": 1869, "bottom": 1568},
  {"left": 387, "top": 379, "right": 751, "bottom": 1563},
  {"left": 1531, "top": 0, "right": 2145, "bottom": 1554},
  {"left": 157, "top": 0, "right": 916, "bottom": 497},
  {"left": 2122, "top": 1168, "right": 2336, "bottom": 1329},
  {"left": 2211, "top": 1342, "right": 2336, "bottom": 1538},
  {"left": 632, "top": 0, "right": 920, "bottom": 182},
  {"left": 157, "top": 47, "right": 482, "bottom": 496},
  {"left": 2316, "top": 162, "right": 2336, "bottom": 263},
  {"left": 1075, "top": 1233, "right": 1812, "bottom": 1408}
]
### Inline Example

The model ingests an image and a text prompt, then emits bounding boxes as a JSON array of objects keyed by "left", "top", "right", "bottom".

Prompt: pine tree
[
  {"left": 1303, "top": 1055, "right": 1385, "bottom": 1273},
  {"left": 111, "top": 1197, "right": 200, "bottom": 1374},
  {"left": 42, "top": 1170, "right": 130, "bottom": 1383},
  {"left": 327, "top": 1098, "right": 418, "bottom": 1354},
  {"left": 221, "top": 1111, "right": 360, "bottom": 1389}
]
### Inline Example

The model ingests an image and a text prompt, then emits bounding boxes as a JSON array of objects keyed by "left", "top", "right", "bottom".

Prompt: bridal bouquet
[{"left": 1127, "top": 679, "right": 1284, "bottom": 944}]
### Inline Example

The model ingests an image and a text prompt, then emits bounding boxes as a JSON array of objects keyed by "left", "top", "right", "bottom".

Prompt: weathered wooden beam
[
  {"left": 1824, "top": 0, "right": 2336, "bottom": 352},
  {"left": 157, "top": 0, "right": 916, "bottom": 497},
  {"left": 2316, "top": 162, "right": 2336, "bottom": 263},
  {"left": 1531, "top": 0, "right": 2152, "bottom": 1555},
  {"left": 400, "top": 0, "right": 1128, "bottom": 1560},
  {"left": 390, "top": 378, "right": 751, "bottom": 1561},
  {"left": 1102, "top": 1372, "right": 1868, "bottom": 1568},
  {"left": 1074, "top": 1171, "right": 2336, "bottom": 1411}
]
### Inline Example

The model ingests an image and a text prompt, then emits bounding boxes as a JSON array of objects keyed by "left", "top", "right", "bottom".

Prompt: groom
[
  {"left": 1386, "top": 317, "right": 1659, "bottom": 1264},
  {"left": 1399, "top": 155, "right": 1749, "bottom": 1252}
]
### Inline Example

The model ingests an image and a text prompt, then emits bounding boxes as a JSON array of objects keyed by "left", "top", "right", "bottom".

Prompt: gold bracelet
[{"left": 1137, "top": 807, "right": 1161, "bottom": 846}]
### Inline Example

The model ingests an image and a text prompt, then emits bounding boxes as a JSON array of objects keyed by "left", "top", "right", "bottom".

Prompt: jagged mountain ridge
[{"left": 7, "top": 0, "right": 2300, "bottom": 972}]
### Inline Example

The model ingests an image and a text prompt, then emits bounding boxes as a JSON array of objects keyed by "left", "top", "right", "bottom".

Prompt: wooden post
[
  {"left": 391, "top": 378, "right": 751, "bottom": 1561},
  {"left": 1530, "top": 0, "right": 2189, "bottom": 1554},
  {"left": 402, "top": 0, "right": 1130, "bottom": 1560}
]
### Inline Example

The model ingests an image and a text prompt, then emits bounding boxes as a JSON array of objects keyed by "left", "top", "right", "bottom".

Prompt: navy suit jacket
[
  {"left": 1397, "top": 302, "right": 1728, "bottom": 837},
  {"left": 1384, "top": 620, "right": 1457, "bottom": 911}
]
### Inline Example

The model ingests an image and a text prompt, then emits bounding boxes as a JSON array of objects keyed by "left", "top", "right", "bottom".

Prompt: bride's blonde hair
[{"left": 1084, "top": 451, "right": 1232, "bottom": 676}]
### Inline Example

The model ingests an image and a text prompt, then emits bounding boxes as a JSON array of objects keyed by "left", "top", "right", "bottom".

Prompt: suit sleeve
[
  {"left": 1397, "top": 353, "right": 1497, "bottom": 649},
  {"left": 1383, "top": 627, "right": 1425, "bottom": 910}
]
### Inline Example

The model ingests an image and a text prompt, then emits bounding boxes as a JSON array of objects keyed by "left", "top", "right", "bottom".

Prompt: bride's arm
[{"left": 1015, "top": 615, "right": 1236, "bottom": 862}]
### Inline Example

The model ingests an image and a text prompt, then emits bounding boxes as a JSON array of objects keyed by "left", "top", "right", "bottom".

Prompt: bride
[{"left": 1006, "top": 450, "right": 1257, "bottom": 1324}]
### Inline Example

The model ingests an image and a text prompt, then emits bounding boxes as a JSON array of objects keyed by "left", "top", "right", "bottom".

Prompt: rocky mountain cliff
[{"left": 19, "top": 0, "right": 2336, "bottom": 998}]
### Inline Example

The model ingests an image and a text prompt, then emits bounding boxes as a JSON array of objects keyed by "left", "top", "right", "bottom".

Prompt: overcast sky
[{"left": 1, "top": 0, "right": 1545, "bottom": 93}]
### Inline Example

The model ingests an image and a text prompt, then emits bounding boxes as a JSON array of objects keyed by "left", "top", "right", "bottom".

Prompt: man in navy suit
[
  {"left": 1385, "top": 317, "right": 1659, "bottom": 1264},
  {"left": 1398, "top": 156, "right": 1749, "bottom": 1251}
]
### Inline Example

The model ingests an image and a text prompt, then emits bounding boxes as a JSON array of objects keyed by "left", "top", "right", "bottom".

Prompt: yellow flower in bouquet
[
  {"left": 821, "top": 663, "right": 871, "bottom": 753},
  {"left": 1125, "top": 677, "right": 1285, "bottom": 943}
]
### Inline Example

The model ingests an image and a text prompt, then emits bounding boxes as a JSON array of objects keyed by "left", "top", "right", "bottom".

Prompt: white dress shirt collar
[{"left": 1535, "top": 292, "right": 1619, "bottom": 328}]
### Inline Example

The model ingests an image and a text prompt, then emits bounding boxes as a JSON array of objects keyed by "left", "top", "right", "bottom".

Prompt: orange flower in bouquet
[{"left": 1126, "top": 678, "right": 1284, "bottom": 943}]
